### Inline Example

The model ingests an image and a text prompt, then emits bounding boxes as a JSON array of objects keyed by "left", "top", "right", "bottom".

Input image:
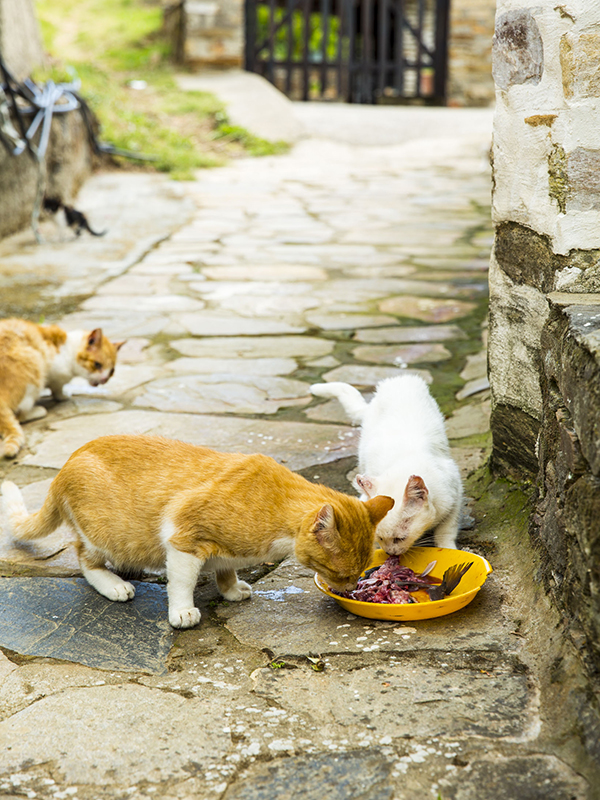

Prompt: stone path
[{"left": 0, "top": 96, "right": 594, "bottom": 799}]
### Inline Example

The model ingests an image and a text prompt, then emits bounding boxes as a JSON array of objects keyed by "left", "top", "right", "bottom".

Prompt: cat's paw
[
  {"left": 169, "top": 607, "right": 201, "bottom": 629},
  {"left": 20, "top": 406, "right": 47, "bottom": 423},
  {"left": 2, "top": 436, "right": 24, "bottom": 459},
  {"left": 222, "top": 581, "right": 252, "bottom": 602},
  {"left": 107, "top": 581, "right": 135, "bottom": 602}
]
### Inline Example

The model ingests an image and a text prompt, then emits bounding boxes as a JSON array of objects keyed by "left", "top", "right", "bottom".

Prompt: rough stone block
[
  {"left": 222, "top": 751, "right": 393, "bottom": 800},
  {"left": 493, "top": 222, "right": 557, "bottom": 293},
  {"left": 0, "top": 577, "right": 174, "bottom": 674},
  {"left": 492, "top": 10, "right": 543, "bottom": 91},
  {"left": 561, "top": 32, "right": 600, "bottom": 100},
  {"left": 490, "top": 402, "right": 539, "bottom": 477},
  {"left": 567, "top": 148, "right": 600, "bottom": 212},
  {"left": 488, "top": 254, "right": 549, "bottom": 428}
]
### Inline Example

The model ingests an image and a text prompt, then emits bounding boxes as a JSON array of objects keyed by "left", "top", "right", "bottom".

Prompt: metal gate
[{"left": 244, "top": 0, "right": 450, "bottom": 104}]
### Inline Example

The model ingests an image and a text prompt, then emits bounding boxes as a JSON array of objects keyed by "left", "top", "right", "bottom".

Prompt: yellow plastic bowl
[{"left": 314, "top": 546, "right": 492, "bottom": 621}]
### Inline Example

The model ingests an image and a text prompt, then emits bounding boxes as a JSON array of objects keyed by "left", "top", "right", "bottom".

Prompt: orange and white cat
[
  {"left": 0, "top": 318, "right": 123, "bottom": 458},
  {"left": 1, "top": 435, "right": 394, "bottom": 628}
]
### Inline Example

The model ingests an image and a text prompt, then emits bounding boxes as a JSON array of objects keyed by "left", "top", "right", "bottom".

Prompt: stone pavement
[{"left": 0, "top": 94, "right": 596, "bottom": 799}]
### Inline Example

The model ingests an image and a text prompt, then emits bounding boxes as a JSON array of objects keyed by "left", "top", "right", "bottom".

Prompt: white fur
[
  {"left": 46, "top": 330, "right": 93, "bottom": 399},
  {"left": 1, "top": 480, "right": 28, "bottom": 530},
  {"left": 164, "top": 541, "right": 203, "bottom": 629},
  {"left": 81, "top": 566, "right": 135, "bottom": 602},
  {"left": 160, "top": 519, "right": 292, "bottom": 626},
  {"left": 311, "top": 375, "right": 463, "bottom": 554}
]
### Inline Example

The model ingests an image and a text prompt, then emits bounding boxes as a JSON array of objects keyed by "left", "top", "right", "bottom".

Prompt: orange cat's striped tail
[{"left": 1, "top": 480, "right": 62, "bottom": 541}]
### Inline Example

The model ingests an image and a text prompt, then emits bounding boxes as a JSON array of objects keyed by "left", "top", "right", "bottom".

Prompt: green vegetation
[
  {"left": 34, "top": 0, "right": 288, "bottom": 178},
  {"left": 257, "top": 4, "right": 343, "bottom": 63}
]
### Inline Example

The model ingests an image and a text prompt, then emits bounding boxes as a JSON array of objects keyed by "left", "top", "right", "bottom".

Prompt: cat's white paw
[
  {"left": 222, "top": 581, "right": 252, "bottom": 602},
  {"left": 107, "top": 581, "right": 135, "bottom": 602},
  {"left": 169, "top": 607, "right": 201, "bottom": 629},
  {"left": 20, "top": 405, "right": 47, "bottom": 423}
]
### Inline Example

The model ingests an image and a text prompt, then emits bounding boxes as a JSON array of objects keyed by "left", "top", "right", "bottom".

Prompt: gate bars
[{"left": 244, "top": 0, "right": 450, "bottom": 104}]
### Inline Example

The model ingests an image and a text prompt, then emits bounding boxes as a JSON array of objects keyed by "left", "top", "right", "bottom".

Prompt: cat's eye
[{"left": 93, "top": 361, "right": 103, "bottom": 370}]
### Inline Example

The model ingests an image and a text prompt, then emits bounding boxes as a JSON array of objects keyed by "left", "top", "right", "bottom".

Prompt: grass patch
[{"left": 33, "top": 0, "right": 288, "bottom": 178}]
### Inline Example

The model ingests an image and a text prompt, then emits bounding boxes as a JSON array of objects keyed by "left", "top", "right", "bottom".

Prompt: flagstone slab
[
  {"left": 220, "top": 560, "right": 512, "bottom": 657},
  {"left": 201, "top": 266, "right": 328, "bottom": 281},
  {"left": 0, "top": 683, "right": 231, "bottom": 784},
  {"left": 186, "top": 280, "right": 315, "bottom": 297},
  {"left": 460, "top": 350, "right": 488, "bottom": 381},
  {"left": 59, "top": 310, "right": 173, "bottom": 340},
  {"left": 350, "top": 278, "right": 485, "bottom": 300},
  {"left": 446, "top": 401, "right": 491, "bottom": 439},
  {"left": 128, "top": 260, "right": 196, "bottom": 275},
  {"left": 178, "top": 313, "right": 306, "bottom": 336},
  {"left": 95, "top": 274, "right": 174, "bottom": 296},
  {"left": 68, "top": 365, "right": 163, "bottom": 399},
  {"left": 305, "top": 313, "right": 399, "bottom": 330},
  {"left": 45, "top": 396, "right": 123, "bottom": 421},
  {"left": 132, "top": 374, "right": 311, "bottom": 415},
  {"left": 0, "top": 578, "right": 173, "bottom": 673},
  {"left": 171, "top": 336, "right": 334, "bottom": 360},
  {"left": 435, "top": 755, "right": 589, "bottom": 800},
  {"left": 379, "top": 296, "right": 477, "bottom": 323},
  {"left": 341, "top": 264, "right": 416, "bottom": 279},
  {"left": 222, "top": 751, "right": 392, "bottom": 800},
  {"left": 456, "top": 377, "right": 491, "bottom": 401},
  {"left": 321, "top": 365, "right": 432, "bottom": 386},
  {"left": 216, "top": 294, "right": 320, "bottom": 317},
  {"left": 250, "top": 659, "right": 531, "bottom": 740},
  {"left": 165, "top": 357, "right": 298, "bottom": 376},
  {"left": 353, "top": 325, "right": 467, "bottom": 344},
  {"left": 353, "top": 343, "right": 452, "bottom": 366},
  {"left": 303, "top": 399, "right": 355, "bottom": 424},
  {"left": 21, "top": 411, "right": 359, "bottom": 471},
  {"left": 81, "top": 294, "right": 205, "bottom": 313},
  {"left": 412, "top": 257, "right": 490, "bottom": 272},
  {"left": 450, "top": 444, "right": 490, "bottom": 478}
]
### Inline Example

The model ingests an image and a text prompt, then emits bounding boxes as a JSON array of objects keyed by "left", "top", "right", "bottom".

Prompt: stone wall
[
  {"left": 448, "top": 0, "right": 496, "bottom": 106},
  {"left": 489, "top": 1, "right": 600, "bottom": 679},
  {"left": 179, "top": 0, "right": 244, "bottom": 68},
  {"left": 535, "top": 295, "right": 600, "bottom": 676}
]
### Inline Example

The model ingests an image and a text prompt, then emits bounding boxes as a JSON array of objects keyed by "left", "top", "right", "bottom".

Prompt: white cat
[{"left": 310, "top": 374, "right": 463, "bottom": 555}]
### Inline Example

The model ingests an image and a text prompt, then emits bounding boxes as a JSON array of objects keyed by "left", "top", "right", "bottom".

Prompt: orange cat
[
  {"left": 0, "top": 318, "right": 123, "bottom": 458},
  {"left": 1, "top": 435, "right": 394, "bottom": 628}
]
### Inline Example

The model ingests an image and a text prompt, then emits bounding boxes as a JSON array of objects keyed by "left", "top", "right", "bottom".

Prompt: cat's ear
[
  {"left": 354, "top": 474, "right": 376, "bottom": 497},
  {"left": 114, "top": 340, "right": 127, "bottom": 351},
  {"left": 364, "top": 495, "right": 394, "bottom": 526},
  {"left": 312, "top": 504, "right": 337, "bottom": 546},
  {"left": 87, "top": 328, "right": 103, "bottom": 349},
  {"left": 404, "top": 475, "right": 429, "bottom": 506}
]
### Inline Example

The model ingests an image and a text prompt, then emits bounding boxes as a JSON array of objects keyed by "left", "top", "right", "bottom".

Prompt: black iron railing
[{"left": 244, "top": 0, "right": 450, "bottom": 104}]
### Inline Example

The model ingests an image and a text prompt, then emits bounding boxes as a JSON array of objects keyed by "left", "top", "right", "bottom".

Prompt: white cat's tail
[
  {"left": 1, "top": 480, "right": 62, "bottom": 541},
  {"left": 310, "top": 382, "right": 368, "bottom": 425}
]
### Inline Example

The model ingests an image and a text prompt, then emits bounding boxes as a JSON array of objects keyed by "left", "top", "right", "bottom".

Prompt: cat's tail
[
  {"left": 0, "top": 404, "right": 25, "bottom": 458},
  {"left": 310, "top": 382, "right": 368, "bottom": 425},
  {"left": 1, "top": 480, "right": 62, "bottom": 541}
]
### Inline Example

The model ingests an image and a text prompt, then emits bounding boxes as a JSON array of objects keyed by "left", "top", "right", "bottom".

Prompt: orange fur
[
  {"left": 0, "top": 318, "right": 123, "bottom": 458},
  {"left": 1, "top": 435, "right": 394, "bottom": 628}
]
